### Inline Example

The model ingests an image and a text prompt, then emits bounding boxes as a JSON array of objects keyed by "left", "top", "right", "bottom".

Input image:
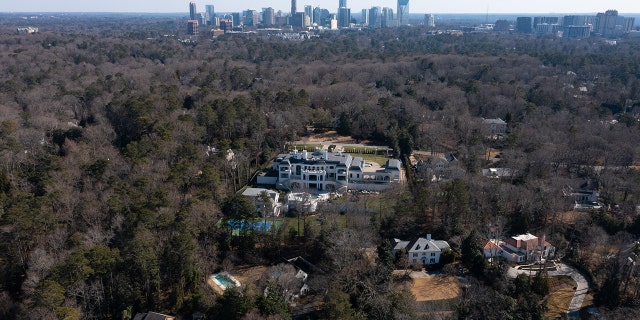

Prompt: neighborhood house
[
  {"left": 483, "top": 233, "right": 555, "bottom": 263},
  {"left": 393, "top": 234, "right": 451, "bottom": 266},
  {"left": 241, "top": 187, "right": 282, "bottom": 217}
]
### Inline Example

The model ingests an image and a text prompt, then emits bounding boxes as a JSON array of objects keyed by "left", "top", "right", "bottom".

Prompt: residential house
[
  {"left": 414, "top": 153, "right": 459, "bottom": 181},
  {"left": 562, "top": 181, "right": 602, "bottom": 210},
  {"left": 242, "top": 187, "right": 281, "bottom": 217},
  {"left": 482, "top": 168, "right": 515, "bottom": 179},
  {"left": 394, "top": 234, "right": 451, "bottom": 266},
  {"left": 482, "top": 118, "right": 508, "bottom": 137},
  {"left": 484, "top": 233, "right": 555, "bottom": 263},
  {"left": 133, "top": 312, "right": 175, "bottom": 320},
  {"left": 259, "top": 148, "right": 402, "bottom": 192}
]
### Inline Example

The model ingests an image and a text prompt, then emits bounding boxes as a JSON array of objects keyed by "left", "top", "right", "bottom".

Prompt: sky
[{"left": 3, "top": 0, "right": 640, "bottom": 14}]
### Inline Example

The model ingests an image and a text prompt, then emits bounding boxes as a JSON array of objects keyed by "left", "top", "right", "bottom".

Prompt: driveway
[{"left": 508, "top": 262, "right": 588, "bottom": 319}]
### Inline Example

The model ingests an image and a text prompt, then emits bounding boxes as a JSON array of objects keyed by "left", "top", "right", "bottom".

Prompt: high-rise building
[
  {"left": 263, "top": 7, "right": 275, "bottom": 26},
  {"left": 516, "top": 17, "right": 533, "bottom": 33},
  {"left": 397, "top": 0, "right": 409, "bottom": 25},
  {"left": 563, "top": 15, "right": 591, "bottom": 27},
  {"left": 231, "top": 12, "right": 241, "bottom": 26},
  {"left": 361, "top": 9, "right": 369, "bottom": 26},
  {"left": 205, "top": 5, "right": 215, "bottom": 25},
  {"left": 339, "top": 0, "right": 347, "bottom": 8},
  {"left": 189, "top": 2, "right": 197, "bottom": 20},
  {"left": 313, "top": 7, "right": 322, "bottom": 26},
  {"left": 290, "top": 12, "right": 306, "bottom": 28},
  {"left": 563, "top": 26, "right": 591, "bottom": 38},
  {"left": 533, "top": 16, "right": 560, "bottom": 34},
  {"left": 425, "top": 14, "right": 435, "bottom": 28},
  {"left": 243, "top": 10, "right": 259, "bottom": 27},
  {"left": 369, "top": 7, "right": 381, "bottom": 28},
  {"left": 382, "top": 7, "right": 395, "bottom": 28},
  {"left": 187, "top": 20, "right": 199, "bottom": 36},
  {"left": 338, "top": 7, "right": 350, "bottom": 28},
  {"left": 595, "top": 10, "right": 619, "bottom": 37},
  {"left": 291, "top": 0, "right": 297, "bottom": 16},
  {"left": 623, "top": 17, "right": 636, "bottom": 33},
  {"left": 219, "top": 19, "right": 233, "bottom": 32},
  {"left": 305, "top": 5, "right": 313, "bottom": 24}
]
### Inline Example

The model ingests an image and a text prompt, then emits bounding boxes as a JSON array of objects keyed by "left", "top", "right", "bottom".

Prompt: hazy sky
[{"left": 3, "top": 0, "right": 640, "bottom": 14}]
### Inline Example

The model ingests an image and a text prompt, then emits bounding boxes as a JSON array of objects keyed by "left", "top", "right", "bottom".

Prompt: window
[
  {"left": 431, "top": 253, "right": 436, "bottom": 256},
  {"left": 413, "top": 253, "right": 418, "bottom": 257}
]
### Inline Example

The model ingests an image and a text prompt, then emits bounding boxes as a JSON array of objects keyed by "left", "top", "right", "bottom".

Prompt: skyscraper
[
  {"left": 397, "top": 0, "right": 409, "bottom": 25},
  {"left": 339, "top": 0, "right": 347, "bottom": 8},
  {"left": 338, "top": 7, "right": 350, "bottom": 28},
  {"left": 305, "top": 5, "right": 313, "bottom": 24},
  {"left": 189, "top": 2, "right": 197, "bottom": 20},
  {"left": 382, "top": 7, "right": 395, "bottom": 28},
  {"left": 361, "top": 9, "right": 369, "bottom": 26},
  {"left": 313, "top": 7, "right": 322, "bottom": 27},
  {"left": 516, "top": 17, "right": 533, "bottom": 33},
  {"left": 263, "top": 7, "right": 275, "bottom": 26},
  {"left": 243, "top": 10, "right": 259, "bottom": 27},
  {"left": 369, "top": 7, "right": 381, "bottom": 28},
  {"left": 291, "top": 0, "right": 297, "bottom": 16},
  {"left": 425, "top": 14, "right": 435, "bottom": 28},
  {"left": 205, "top": 5, "right": 215, "bottom": 25}
]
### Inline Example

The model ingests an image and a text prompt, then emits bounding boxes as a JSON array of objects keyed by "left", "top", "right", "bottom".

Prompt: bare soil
[
  {"left": 544, "top": 282, "right": 575, "bottom": 319},
  {"left": 409, "top": 275, "right": 462, "bottom": 302}
]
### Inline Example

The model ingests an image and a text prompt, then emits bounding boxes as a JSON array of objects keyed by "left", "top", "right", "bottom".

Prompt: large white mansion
[{"left": 257, "top": 148, "right": 402, "bottom": 192}]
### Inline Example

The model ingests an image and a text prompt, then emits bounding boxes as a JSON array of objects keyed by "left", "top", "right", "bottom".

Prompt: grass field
[{"left": 410, "top": 276, "right": 461, "bottom": 302}]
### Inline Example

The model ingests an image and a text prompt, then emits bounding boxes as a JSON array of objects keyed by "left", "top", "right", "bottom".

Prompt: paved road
[{"left": 508, "top": 262, "right": 588, "bottom": 319}]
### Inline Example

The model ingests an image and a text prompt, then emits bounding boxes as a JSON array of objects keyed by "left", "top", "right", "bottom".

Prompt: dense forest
[{"left": 2, "top": 13, "right": 640, "bottom": 319}]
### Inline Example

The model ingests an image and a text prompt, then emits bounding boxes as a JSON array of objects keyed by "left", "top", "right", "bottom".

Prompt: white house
[
  {"left": 241, "top": 187, "right": 281, "bottom": 217},
  {"left": 394, "top": 234, "right": 451, "bottom": 266},
  {"left": 259, "top": 148, "right": 402, "bottom": 192}
]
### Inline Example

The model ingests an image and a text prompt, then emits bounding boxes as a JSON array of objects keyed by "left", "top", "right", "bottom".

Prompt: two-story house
[
  {"left": 483, "top": 233, "right": 555, "bottom": 263},
  {"left": 394, "top": 234, "right": 451, "bottom": 266}
]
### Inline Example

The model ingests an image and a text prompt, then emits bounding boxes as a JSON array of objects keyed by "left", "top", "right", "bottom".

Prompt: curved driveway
[{"left": 508, "top": 262, "right": 588, "bottom": 319}]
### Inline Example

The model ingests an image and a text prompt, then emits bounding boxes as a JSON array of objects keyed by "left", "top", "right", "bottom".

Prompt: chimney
[{"left": 426, "top": 234, "right": 431, "bottom": 241}]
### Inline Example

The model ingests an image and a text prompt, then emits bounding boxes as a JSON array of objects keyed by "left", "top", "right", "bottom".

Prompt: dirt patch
[
  {"left": 410, "top": 276, "right": 461, "bottom": 302},
  {"left": 231, "top": 265, "right": 269, "bottom": 289},
  {"left": 544, "top": 282, "right": 576, "bottom": 319},
  {"left": 299, "top": 130, "right": 363, "bottom": 144},
  {"left": 206, "top": 276, "right": 224, "bottom": 295}
]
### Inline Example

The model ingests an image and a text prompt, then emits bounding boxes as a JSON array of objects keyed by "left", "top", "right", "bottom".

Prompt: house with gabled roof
[
  {"left": 393, "top": 234, "right": 451, "bottom": 266},
  {"left": 484, "top": 233, "right": 555, "bottom": 263}
]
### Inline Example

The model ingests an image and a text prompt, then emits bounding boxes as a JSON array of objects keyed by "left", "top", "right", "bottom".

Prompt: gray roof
[
  {"left": 386, "top": 159, "right": 402, "bottom": 170},
  {"left": 242, "top": 188, "right": 278, "bottom": 199},
  {"left": 132, "top": 312, "right": 174, "bottom": 320},
  {"left": 393, "top": 240, "right": 410, "bottom": 251},
  {"left": 482, "top": 118, "right": 507, "bottom": 125}
]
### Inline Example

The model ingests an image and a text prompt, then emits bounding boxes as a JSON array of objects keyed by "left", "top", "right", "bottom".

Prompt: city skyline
[{"left": 3, "top": 0, "right": 640, "bottom": 14}]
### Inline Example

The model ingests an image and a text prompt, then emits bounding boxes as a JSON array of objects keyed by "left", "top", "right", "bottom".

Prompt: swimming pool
[
  {"left": 210, "top": 272, "right": 241, "bottom": 291},
  {"left": 227, "top": 220, "right": 272, "bottom": 231}
]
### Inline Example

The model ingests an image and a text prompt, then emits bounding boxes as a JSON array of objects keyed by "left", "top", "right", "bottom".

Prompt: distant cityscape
[{"left": 184, "top": 1, "right": 636, "bottom": 39}]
